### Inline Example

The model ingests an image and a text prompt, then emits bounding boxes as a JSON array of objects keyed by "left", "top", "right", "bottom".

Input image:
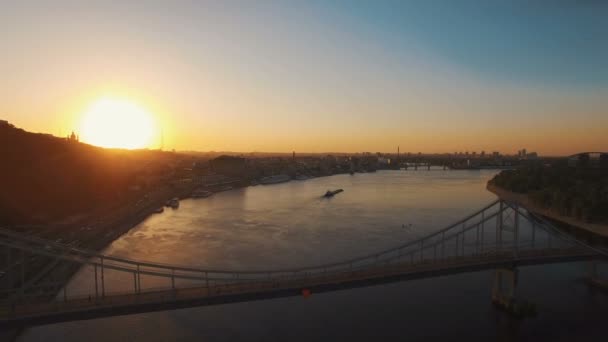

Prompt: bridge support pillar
[
  {"left": 496, "top": 201, "right": 504, "bottom": 249},
  {"left": 492, "top": 268, "right": 518, "bottom": 303},
  {"left": 5, "top": 247, "right": 12, "bottom": 290},
  {"left": 587, "top": 260, "right": 608, "bottom": 291},
  {"left": 20, "top": 250, "right": 25, "bottom": 288},
  {"left": 100, "top": 256, "right": 105, "bottom": 299},
  {"left": 588, "top": 260, "right": 598, "bottom": 278},
  {"left": 491, "top": 267, "right": 536, "bottom": 317},
  {"left": 136, "top": 264, "right": 141, "bottom": 293},
  {"left": 94, "top": 264, "right": 98, "bottom": 300},
  {"left": 513, "top": 206, "right": 519, "bottom": 258}
]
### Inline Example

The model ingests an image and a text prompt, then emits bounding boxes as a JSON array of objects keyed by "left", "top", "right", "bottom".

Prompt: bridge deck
[
  {"left": 0, "top": 248, "right": 594, "bottom": 328},
  {"left": 3, "top": 199, "right": 606, "bottom": 329}
]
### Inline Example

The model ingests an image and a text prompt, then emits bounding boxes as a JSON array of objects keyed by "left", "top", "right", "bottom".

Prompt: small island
[{"left": 488, "top": 152, "right": 608, "bottom": 237}]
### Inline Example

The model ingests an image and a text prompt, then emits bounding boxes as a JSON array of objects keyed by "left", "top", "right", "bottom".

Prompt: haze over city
[{"left": 2, "top": 1, "right": 607, "bottom": 154}]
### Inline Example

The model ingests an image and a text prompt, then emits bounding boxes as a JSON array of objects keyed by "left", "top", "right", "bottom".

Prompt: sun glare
[{"left": 79, "top": 98, "right": 157, "bottom": 149}]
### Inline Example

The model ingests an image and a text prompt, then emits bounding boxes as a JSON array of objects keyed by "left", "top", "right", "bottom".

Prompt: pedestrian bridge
[{"left": 0, "top": 200, "right": 605, "bottom": 328}]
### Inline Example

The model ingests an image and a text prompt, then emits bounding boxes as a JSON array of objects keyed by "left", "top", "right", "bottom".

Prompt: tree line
[{"left": 490, "top": 161, "right": 608, "bottom": 223}]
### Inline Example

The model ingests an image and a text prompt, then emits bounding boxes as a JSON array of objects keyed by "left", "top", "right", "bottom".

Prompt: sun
[{"left": 79, "top": 97, "right": 157, "bottom": 149}]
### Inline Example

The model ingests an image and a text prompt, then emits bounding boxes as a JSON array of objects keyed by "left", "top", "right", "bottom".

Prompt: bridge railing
[{"left": 0, "top": 199, "right": 589, "bottom": 306}]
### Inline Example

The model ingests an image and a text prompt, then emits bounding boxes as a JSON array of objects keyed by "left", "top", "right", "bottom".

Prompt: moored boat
[
  {"left": 259, "top": 174, "right": 290, "bottom": 185},
  {"left": 323, "top": 189, "right": 344, "bottom": 198},
  {"left": 192, "top": 189, "right": 213, "bottom": 198},
  {"left": 167, "top": 197, "right": 180, "bottom": 209}
]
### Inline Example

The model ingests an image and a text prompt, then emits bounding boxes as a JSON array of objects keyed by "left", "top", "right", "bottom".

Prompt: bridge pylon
[
  {"left": 587, "top": 260, "right": 608, "bottom": 291},
  {"left": 491, "top": 267, "right": 518, "bottom": 303},
  {"left": 491, "top": 267, "right": 536, "bottom": 317}
]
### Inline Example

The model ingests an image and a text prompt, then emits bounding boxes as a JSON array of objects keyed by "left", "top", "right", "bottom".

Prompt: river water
[{"left": 19, "top": 170, "right": 608, "bottom": 341}]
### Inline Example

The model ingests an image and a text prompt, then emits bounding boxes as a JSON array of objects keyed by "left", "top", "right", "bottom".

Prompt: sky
[{"left": 1, "top": 0, "right": 607, "bottom": 155}]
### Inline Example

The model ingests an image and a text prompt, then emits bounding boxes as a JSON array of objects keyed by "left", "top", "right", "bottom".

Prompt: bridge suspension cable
[{"left": 0, "top": 199, "right": 603, "bottom": 327}]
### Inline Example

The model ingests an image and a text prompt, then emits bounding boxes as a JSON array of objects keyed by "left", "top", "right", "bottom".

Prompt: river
[{"left": 19, "top": 170, "right": 608, "bottom": 341}]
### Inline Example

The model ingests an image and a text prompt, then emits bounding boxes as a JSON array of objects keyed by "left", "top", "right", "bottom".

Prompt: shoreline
[
  {"left": 487, "top": 183, "right": 608, "bottom": 238},
  {"left": 3, "top": 183, "right": 199, "bottom": 342}
]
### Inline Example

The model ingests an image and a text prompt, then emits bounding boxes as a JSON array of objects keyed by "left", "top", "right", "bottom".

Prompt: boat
[
  {"left": 259, "top": 174, "right": 291, "bottom": 185},
  {"left": 167, "top": 197, "right": 180, "bottom": 209},
  {"left": 192, "top": 189, "right": 213, "bottom": 198},
  {"left": 323, "top": 189, "right": 344, "bottom": 198}
]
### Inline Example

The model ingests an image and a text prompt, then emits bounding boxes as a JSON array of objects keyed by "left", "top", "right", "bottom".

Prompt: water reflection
[
  {"left": 105, "top": 170, "right": 497, "bottom": 268},
  {"left": 19, "top": 170, "right": 608, "bottom": 341}
]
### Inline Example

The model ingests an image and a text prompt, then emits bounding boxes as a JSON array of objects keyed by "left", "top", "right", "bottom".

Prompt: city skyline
[{"left": 2, "top": 1, "right": 607, "bottom": 154}]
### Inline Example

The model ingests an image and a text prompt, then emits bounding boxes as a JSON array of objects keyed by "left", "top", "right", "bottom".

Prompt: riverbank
[
  {"left": 487, "top": 183, "right": 608, "bottom": 238},
  {"left": 2, "top": 181, "right": 198, "bottom": 292},
  {"left": 2, "top": 180, "right": 204, "bottom": 342}
]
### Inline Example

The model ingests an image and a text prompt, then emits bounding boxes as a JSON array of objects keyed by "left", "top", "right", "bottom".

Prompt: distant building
[
  {"left": 378, "top": 157, "right": 391, "bottom": 166},
  {"left": 568, "top": 152, "right": 608, "bottom": 168},
  {"left": 67, "top": 131, "right": 79, "bottom": 143},
  {"left": 517, "top": 148, "right": 528, "bottom": 159}
]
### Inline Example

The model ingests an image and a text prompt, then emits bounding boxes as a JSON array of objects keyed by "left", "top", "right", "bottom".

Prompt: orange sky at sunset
[{"left": 1, "top": 2, "right": 607, "bottom": 155}]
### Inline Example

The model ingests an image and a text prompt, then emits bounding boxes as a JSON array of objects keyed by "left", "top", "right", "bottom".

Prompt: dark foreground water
[{"left": 19, "top": 170, "right": 608, "bottom": 341}]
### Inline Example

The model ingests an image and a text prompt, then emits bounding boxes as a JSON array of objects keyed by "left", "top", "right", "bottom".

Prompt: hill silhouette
[{"left": 0, "top": 120, "right": 172, "bottom": 225}]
